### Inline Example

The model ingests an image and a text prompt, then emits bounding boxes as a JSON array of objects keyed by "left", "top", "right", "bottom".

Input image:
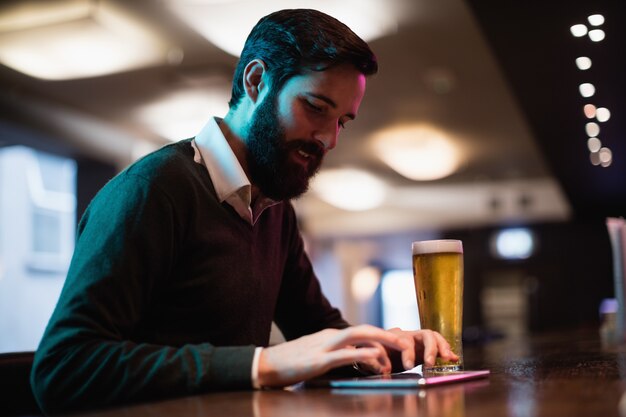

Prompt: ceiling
[
  {"left": 2, "top": 0, "right": 621, "bottom": 238},
  {"left": 467, "top": 0, "right": 625, "bottom": 221}
]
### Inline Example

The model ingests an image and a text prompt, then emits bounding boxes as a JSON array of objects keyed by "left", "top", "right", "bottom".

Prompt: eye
[{"left": 304, "top": 100, "right": 323, "bottom": 113}]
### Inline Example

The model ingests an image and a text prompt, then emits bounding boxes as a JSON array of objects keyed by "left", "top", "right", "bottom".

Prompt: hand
[
  {"left": 257, "top": 324, "right": 410, "bottom": 387},
  {"left": 383, "top": 328, "right": 459, "bottom": 371}
]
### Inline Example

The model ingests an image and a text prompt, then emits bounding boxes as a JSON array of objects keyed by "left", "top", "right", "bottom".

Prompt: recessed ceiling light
[
  {"left": 311, "top": 168, "right": 387, "bottom": 211},
  {"left": 588, "top": 14, "right": 605, "bottom": 26},
  {"left": 585, "top": 122, "right": 600, "bottom": 137},
  {"left": 599, "top": 147, "right": 612, "bottom": 167},
  {"left": 590, "top": 151, "right": 601, "bottom": 166},
  {"left": 135, "top": 85, "right": 230, "bottom": 141},
  {"left": 596, "top": 107, "right": 611, "bottom": 122},
  {"left": 371, "top": 124, "right": 461, "bottom": 181},
  {"left": 167, "top": 0, "right": 398, "bottom": 57},
  {"left": 575, "top": 57, "right": 592, "bottom": 70},
  {"left": 570, "top": 24, "right": 588, "bottom": 37},
  {"left": 583, "top": 104, "right": 596, "bottom": 118},
  {"left": 588, "top": 29, "right": 605, "bottom": 42},
  {"left": 579, "top": 83, "right": 595, "bottom": 98},
  {"left": 587, "top": 137, "right": 602, "bottom": 153}
]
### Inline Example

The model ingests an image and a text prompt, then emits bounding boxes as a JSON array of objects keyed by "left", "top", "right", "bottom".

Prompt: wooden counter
[{"left": 75, "top": 328, "right": 626, "bottom": 417}]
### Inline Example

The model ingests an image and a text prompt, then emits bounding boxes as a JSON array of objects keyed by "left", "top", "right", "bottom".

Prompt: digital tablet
[{"left": 328, "top": 369, "right": 490, "bottom": 389}]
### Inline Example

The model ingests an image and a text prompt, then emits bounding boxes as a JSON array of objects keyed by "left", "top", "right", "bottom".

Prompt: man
[{"left": 31, "top": 9, "right": 457, "bottom": 413}]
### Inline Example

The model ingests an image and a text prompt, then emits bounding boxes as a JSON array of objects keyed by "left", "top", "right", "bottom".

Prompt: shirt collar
[
  {"left": 194, "top": 117, "right": 250, "bottom": 203},
  {"left": 192, "top": 117, "right": 279, "bottom": 224}
]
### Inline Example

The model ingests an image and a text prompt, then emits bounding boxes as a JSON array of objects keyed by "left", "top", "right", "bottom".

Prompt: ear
[{"left": 243, "top": 59, "right": 267, "bottom": 103}]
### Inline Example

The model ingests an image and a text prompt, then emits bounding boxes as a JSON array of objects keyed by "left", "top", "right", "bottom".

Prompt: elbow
[
  {"left": 30, "top": 354, "right": 65, "bottom": 415},
  {"left": 30, "top": 350, "right": 85, "bottom": 415}
]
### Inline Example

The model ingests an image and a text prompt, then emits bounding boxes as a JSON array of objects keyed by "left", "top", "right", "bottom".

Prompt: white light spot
[
  {"left": 588, "top": 14, "right": 605, "bottom": 26},
  {"left": 587, "top": 137, "right": 602, "bottom": 153},
  {"left": 586, "top": 122, "right": 600, "bottom": 137},
  {"left": 351, "top": 267, "right": 381, "bottom": 302},
  {"left": 596, "top": 107, "right": 611, "bottom": 122},
  {"left": 570, "top": 24, "right": 588, "bottom": 37},
  {"left": 590, "top": 151, "right": 601, "bottom": 166},
  {"left": 599, "top": 147, "right": 612, "bottom": 167},
  {"left": 494, "top": 228, "right": 535, "bottom": 260},
  {"left": 579, "top": 83, "right": 595, "bottom": 98},
  {"left": 576, "top": 56, "right": 592, "bottom": 70},
  {"left": 589, "top": 29, "right": 605, "bottom": 42},
  {"left": 583, "top": 104, "right": 596, "bottom": 118}
]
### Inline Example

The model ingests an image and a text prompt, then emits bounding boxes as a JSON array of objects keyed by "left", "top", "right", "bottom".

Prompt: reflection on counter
[{"left": 251, "top": 382, "right": 486, "bottom": 417}]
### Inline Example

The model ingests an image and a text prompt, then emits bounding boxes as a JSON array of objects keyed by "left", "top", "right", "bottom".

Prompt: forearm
[{"left": 31, "top": 335, "right": 255, "bottom": 414}]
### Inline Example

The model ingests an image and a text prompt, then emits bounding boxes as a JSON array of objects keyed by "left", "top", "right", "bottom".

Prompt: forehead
[{"left": 278, "top": 64, "right": 367, "bottom": 111}]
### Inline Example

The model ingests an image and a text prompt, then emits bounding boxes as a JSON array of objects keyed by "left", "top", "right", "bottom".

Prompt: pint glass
[{"left": 412, "top": 239, "right": 464, "bottom": 371}]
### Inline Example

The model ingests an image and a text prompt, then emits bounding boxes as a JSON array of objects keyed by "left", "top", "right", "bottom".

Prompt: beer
[{"left": 412, "top": 240, "right": 464, "bottom": 371}]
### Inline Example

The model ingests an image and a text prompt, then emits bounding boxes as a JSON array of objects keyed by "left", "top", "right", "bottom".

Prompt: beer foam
[{"left": 412, "top": 239, "right": 463, "bottom": 255}]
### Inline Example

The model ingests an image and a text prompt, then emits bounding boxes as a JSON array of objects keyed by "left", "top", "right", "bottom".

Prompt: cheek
[{"left": 279, "top": 102, "right": 310, "bottom": 136}]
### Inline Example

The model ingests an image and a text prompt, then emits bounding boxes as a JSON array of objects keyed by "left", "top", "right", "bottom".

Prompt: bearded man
[{"left": 31, "top": 9, "right": 456, "bottom": 414}]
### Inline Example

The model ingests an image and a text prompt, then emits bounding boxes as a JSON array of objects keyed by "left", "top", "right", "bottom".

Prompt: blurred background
[{"left": 0, "top": 0, "right": 624, "bottom": 353}]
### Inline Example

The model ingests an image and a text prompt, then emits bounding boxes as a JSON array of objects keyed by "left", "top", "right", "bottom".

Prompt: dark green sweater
[{"left": 31, "top": 140, "right": 348, "bottom": 413}]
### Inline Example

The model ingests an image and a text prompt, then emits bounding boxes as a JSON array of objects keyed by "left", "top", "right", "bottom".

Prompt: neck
[{"left": 219, "top": 112, "right": 262, "bottom": 203}]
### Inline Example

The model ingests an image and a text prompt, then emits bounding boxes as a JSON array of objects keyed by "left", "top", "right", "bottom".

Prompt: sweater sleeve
[
  {"left": 273, "top": 204, "right": 350, "bottom": 341},
  {"left": 31, "top": 172, "right": 255, "bottom": 415}
]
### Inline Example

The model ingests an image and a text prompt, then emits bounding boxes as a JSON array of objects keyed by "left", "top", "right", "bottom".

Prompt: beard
[{"left": 245, "top": 91, "right": 324, "bottom": 201}]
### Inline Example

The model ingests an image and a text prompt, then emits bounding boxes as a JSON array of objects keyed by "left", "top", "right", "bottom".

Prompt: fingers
[
  {"left": 386, "top": 328, "right": 461, "bottom": 370},
  {"left": 386, "top": 327, "right": 420, "bottom": 370},
  {"left": 328, "top": 345, "right": 392, "bottom": 375},
  {"left": 400, "top": 337, "right": 416, "bottom": 370},
  {"left": 431, "top": 331, "right": 459, "bottom": 362},
  {"left": 327, "top": 325, "right": 410, "bottom": 353},
  {"left": 323, "top": 326, "right": 402, "bottom": 374},
  {"left": 415, "top": 330, "right": 459, "bottom": 367},
  {"left": 322, "top": 347, "right": 382, "bottom": 370},
  {"left": 370, "top": 341, "right": 392, "bottom": 374},
  {"left": 420, "top": 330, "right": 438, "bottom": 367}
]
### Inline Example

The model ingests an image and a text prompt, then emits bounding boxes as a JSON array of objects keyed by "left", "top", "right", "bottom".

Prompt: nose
[{"left": 312, "top": 122, "right": 339, "bottom": 151}]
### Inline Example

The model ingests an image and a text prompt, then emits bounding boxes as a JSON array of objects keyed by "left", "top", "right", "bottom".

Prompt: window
[
  {"left": 380, "top": 269, "right": 420, "bottom": 330},
  {"left": 0, "top": 146, "right": 76, "bottom": 353}
]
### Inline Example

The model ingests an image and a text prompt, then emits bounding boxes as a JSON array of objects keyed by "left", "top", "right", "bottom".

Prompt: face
[{"left": 246, "top": 64, "right": 367, "bottom": 201}]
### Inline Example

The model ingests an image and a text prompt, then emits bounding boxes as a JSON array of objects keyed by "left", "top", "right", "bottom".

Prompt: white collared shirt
[{"left": 191, "top": 117, "right": 277, "bottom": 225}]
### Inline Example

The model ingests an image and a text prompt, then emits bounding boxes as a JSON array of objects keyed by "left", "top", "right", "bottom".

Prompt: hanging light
[{"left": 372, "top": 124, "right": 461, "bottom": 181}]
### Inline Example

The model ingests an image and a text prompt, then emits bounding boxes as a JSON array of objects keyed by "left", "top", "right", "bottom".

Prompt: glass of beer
[{"left": 412, "top": 239, "right": 464, "bottom": 372}]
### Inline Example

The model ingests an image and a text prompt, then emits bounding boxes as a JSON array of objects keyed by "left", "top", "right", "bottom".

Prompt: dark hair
[{"left": 228, "top": 9, "right": 378, "bottom": 109}]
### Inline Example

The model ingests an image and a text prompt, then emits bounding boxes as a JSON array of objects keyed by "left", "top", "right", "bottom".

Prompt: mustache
[{"left": 283, "top": 140, "right": 325, "bottom": 160}]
